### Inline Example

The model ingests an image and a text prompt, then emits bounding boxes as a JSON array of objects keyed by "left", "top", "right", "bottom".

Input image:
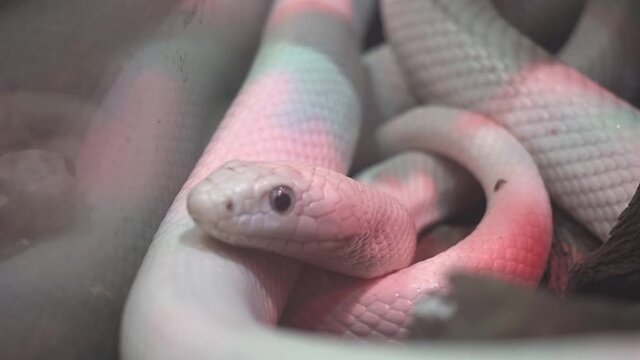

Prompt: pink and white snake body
[{"left": 121, "top": 0, "right": 640, "bottom": 358}]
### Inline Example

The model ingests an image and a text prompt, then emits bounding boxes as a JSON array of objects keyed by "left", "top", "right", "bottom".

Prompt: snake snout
[{"left": 186, "top": 182, "right": 234, "bottom": 229}]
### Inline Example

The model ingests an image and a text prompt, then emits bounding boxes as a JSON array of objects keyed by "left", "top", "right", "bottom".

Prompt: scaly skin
[
  {"left": 187, "top": 160, "right": 416, "bottom": 278},
  {"left": 122, "top": 1, "right": 639, "bottom": 359},
  {"left": 354, "top": 150, "right": 480, "bottom": 231},
  {"left": 121, "top": 1, "right": 368, "bottom": 358},
  {"left": 282, "top": 107, "right": 551, "bottom": 338},
  {"left": 383, "top": 0, "right": 640, "bottom": 241}
]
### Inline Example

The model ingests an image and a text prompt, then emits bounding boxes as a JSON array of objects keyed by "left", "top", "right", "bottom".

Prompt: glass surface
[{"left": 1, "top": 1, "right": 639, "bottom": 359}]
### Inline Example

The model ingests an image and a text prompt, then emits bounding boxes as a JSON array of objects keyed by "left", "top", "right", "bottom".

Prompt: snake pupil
[{"left": 269, "top": 185, "right": 294, "bottom": 214}]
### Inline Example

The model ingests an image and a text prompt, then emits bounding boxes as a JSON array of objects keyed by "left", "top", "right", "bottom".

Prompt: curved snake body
[
  {"left": 122, "top": 1, "right": 365, "bottom": 358},
  {"left": 384, "top": 0, "right": 640, "bottom": 241},
  {"left": 190, "top": 106, "right": 552, "bottom": 338},
  {"left": 122, "top": 0, "right": 640, "bottom": 358}
]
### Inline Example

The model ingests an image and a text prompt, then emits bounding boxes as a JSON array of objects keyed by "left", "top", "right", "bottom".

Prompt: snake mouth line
[{"left": 196, "top": 221, "right": 352, "bottom": 251}]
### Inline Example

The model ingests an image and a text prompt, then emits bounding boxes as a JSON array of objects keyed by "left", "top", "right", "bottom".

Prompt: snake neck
[{"left": 313, "top": 171, "right": 417, "bottom": 278}]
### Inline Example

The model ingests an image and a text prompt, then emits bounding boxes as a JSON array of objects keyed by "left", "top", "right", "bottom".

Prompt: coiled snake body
[{"left": 122, "top": 0, "right": 640, "bottom": 358}]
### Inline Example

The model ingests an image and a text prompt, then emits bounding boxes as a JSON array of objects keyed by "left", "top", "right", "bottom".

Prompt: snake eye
[{"left": 269, "top": 185, "right": 295, "bottom": 214}]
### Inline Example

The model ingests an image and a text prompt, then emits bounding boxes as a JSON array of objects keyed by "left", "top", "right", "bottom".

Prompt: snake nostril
[{"left": 224, "top": 200, "right": 234, "bottom": 212}]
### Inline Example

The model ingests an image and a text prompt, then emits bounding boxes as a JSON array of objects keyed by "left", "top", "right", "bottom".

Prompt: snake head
[
  {"left": 187, "top": 160, "right": 325, "bottom": 251},
  {"left": 187, "top": 159, "right": 415, "bottom": 278}
]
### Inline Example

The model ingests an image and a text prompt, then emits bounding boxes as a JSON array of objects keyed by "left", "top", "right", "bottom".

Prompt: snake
[
  {"left": 121, "top": 0, "right": 640, "bottom": 359},
  {"left": 187, "top": 105, "right": 553, "bottom": 338}
]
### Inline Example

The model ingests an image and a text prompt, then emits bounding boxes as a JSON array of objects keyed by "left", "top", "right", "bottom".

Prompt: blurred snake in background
[
  {"left": 120, "top": 0, "right": 640, "bottom": 359},
  {"left": 2, "top": 0, "right": 640, "bottom": 359}
]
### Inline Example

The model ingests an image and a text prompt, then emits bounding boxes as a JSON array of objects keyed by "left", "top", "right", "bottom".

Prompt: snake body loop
[
  {"left": 122, "top": 1, "right": 640, "bottom": 358},
  {"left": 276, "top": 107, "right": 552, "bottom": 337},
  {"left": 383, "top": 0, "right": 640, "bottom": 241}
]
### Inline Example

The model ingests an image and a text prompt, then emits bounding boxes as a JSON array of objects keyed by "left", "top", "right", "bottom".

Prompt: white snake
[
  {"left": 121, "top": 0, "right": 640, "bottom": 358},
  {"left": 187, "top": 105, "right": 553, "bottom": 337}
]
